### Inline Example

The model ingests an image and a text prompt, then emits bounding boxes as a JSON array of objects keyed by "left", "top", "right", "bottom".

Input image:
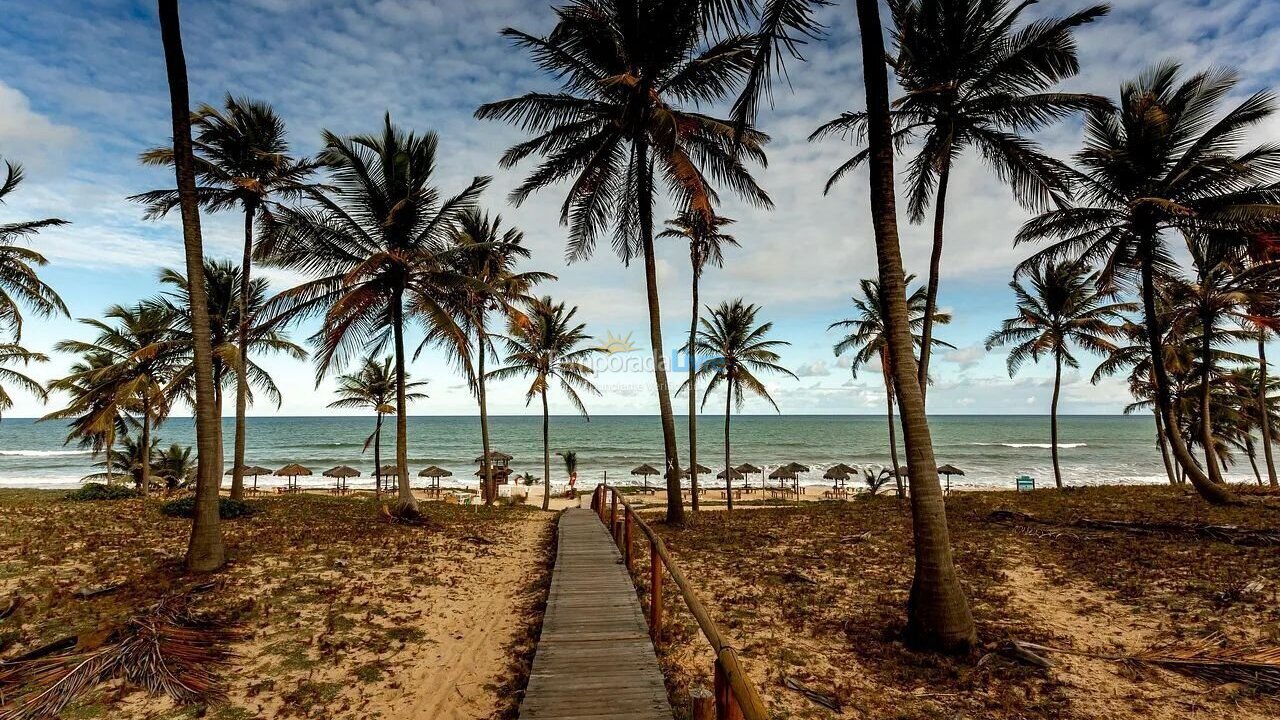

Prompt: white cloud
[
  {"left": 0, "top": 81, "right": 78, "bottom": 171},
  {"left": 795, "top": 360, "right": 832, "bottom": 377},
  {"left": 942, "top": 344, "right": 986, "bottom": 371}
]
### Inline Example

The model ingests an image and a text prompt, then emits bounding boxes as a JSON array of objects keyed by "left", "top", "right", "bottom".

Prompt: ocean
[{"left": 0, "top": 414, "right": 1248, "bottom": 492}]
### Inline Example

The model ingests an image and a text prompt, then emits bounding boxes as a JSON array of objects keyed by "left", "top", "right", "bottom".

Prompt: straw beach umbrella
[
  {"left": 768, "top": 466, "right": 797, "bottom": 497},
  {"left": 377, "top": 464, "right": 401, "bottom": 494},
  {"left": 823, "top": 466, "right": 851, "bottom": 494},
  {"left": 685, "top": 463, "right": 712, "bottom": 493},
  {"left": 274, "top": 463, "right": 312, "bottom": 493},
  {"left": 323, "top": 465, "right": 360, "bottom": 495},
  {"left": 937, "top": 464, "right": 965, "bottom": 493},
  {"left": 716, "top": 466, "right": 743, "bottom": 494},
  {"left": 631, "top": 463, "right": 660, "bottom": 492},
  {"left": 779, "top": 462, "right": 809, "bottom": 496},
  {"left": 418, "top": 465, "right": 452, "bottom": 496},
  {"left": 226, "top": 465, "right": 272, "bottom": 492},
  {"left": 735, "top": 463, "right": 762, "bottom": 490}
]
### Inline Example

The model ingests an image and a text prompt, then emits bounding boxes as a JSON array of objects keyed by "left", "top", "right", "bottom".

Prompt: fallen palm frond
[
  {"left": 0, "top": 585, "right": 238, "bottom": 720},
  {"left": 1013, "top": 634, "right": 1280, "bottom": 693},
  {"left": 986, "top": 510, "right": 1280, "bottom": 546}
]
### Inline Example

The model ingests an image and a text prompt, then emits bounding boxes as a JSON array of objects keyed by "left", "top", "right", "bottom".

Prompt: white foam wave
[
  {"left": 971, "top": 442, "right": 1087, "bottom": 450},
  {"left": 0, "top": 450, "right": 92, "bottom": 457}
]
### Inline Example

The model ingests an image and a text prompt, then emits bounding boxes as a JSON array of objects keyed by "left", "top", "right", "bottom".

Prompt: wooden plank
[{"left": 518, "top": 508, "right": 673, "bottom": 720}]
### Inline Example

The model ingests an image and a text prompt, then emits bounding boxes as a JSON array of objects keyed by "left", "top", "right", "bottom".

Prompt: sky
[{"left": 1, "top": 0, "right": 1278, "bottom": 418}]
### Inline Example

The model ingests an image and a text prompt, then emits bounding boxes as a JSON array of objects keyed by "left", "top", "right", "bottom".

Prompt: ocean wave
[
  {"left": 970, "top": 442, "right": 1087, "bottom": 449},
  {"left": 0, "top": 450, "right": 92, "bottom": 457}
]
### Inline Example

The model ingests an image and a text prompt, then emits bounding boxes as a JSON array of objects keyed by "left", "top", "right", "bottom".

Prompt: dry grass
[
  {"left": 0, "top": 489, "right": 552, "bottom": 720},
  {"left": 640, "top": 485, "right": 1280, "bottom": 720}
]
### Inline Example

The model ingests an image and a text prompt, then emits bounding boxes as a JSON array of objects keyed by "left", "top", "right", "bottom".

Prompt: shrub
[
  {"left": 65, "top": 483, "right": 141, "bottom": 501},
  {"left": 160, "top": 496, "right": 259, "bottom": 520}
]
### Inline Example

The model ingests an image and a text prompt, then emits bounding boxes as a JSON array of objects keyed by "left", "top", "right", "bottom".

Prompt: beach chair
[{"left": 1016, "top": 475, "right": 1036, "bottom": 492}]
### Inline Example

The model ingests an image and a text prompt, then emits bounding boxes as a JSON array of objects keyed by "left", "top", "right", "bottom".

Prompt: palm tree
[
  {"left": 0, "top": 344, "right": 48, "bottom": 420},
  {"left": 0, "top": 159, "right": 69, "bottom": 339},
  {"left": 852, "top": 0, "right": 975, "bottom": 651},
  {"left": 476, "top": 0, "right": 773, "bottom": 523},
  {"left": 680, "top": 300, "right": 794, "bottom": 510},
  {"left": 445, "top": 210, "right": 552, "bottom": 504},
  {"left": 811, "top": 1, "right": 1107, "bottom": 402},
  {"left": 52, "top": 303, "right": 179, "bottom": 496},
  {"left": 258, "top": 115, "right": 485, "bottom": 517},
  {"left": 559, "top": 450, "right": 579, "bottom": 495},
  {"left": 155, "top": 0, "right": 225, "bottom": 572},
  {"left": 132, "top": 95, "right": 323, "bottom": 501},
  {"left": 659, "top": 209, "right": 738, "bottom": 511},
  {"left": 43, "top": 352, "right": 128, "bottom": 487},
  {"left": 327, "top": 356, "right": 427, "bottom": 498},
  {"left": 156, "top": 443, "right": 197, "bottom": 491},
  {"left": 1018, "top": 63, "right": 1280, "bottom": 504},
  {"left": 1230, "top": 366, "right": 1280, "bottom": 485},
  {"left": 490, "top": 298, "right": 601, "bottom": 511},
  {"left": 83, "top": 433, "right": 160, "bottom": 490},
  {"left": 152, "top": 260, "right": 306, "bottom": 431},
  {"left": 985, "top": 262, "right": 1132, "bottom": 488},
  {"left": 830, "top": 277, "right": 952, "bottom": 494}
]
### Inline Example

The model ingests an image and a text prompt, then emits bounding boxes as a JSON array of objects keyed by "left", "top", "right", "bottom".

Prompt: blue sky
[{"left": 1, "top": 0, "right": 1278, "bottom": 417}]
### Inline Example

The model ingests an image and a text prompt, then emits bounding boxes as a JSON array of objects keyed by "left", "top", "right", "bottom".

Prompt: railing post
[
  {"left": 624, "top": 507, "right": 634, "bottom": 571},
  {"left": 691, "top": 687, "right": 714, "bottom": 720},
  {"left": 598, "top": 486, "right": 607, "bottom": 523},
  {"left": 713, "top": 658, "right": 745, "bottom": 720},
  {"left": 609, "top": 490, "right": 619, "bottom": 539},
  {"left": 649, "top": 537, "right": 663, "bottom": 641}
]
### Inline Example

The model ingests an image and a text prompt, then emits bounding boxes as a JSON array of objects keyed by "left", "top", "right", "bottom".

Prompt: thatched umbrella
[
  {"left": 274, "top": 463, "right": 312, "bottom": 493},
  {"left": 735, "top": 463, "right": 762, "bottom": 490},
  {"left": 768, "top": 466, "right": 797, "bottom": 495},
  {"left": 377, "top": 464, "right": 402, "bottom": 493},
  {"left": 322, "top": 465, "right": 360, "bottom": 494},
  {"left": 226, "top": 465, "right": 272, "bottom": 492},
  {"left": 631, "top": 463, "right": 660, "bottom": 492},
  {"left": 779, "top": 462, "right": 809, "bottom": 496},
  {"left": 937, "top": 464, "right": 965, "bottom": 492},
  {"left": 418, "top": 465, "right": 452, "bottom": 496},
  {"left": 823, "top": 466, "right": 850, "bottom": 492}
]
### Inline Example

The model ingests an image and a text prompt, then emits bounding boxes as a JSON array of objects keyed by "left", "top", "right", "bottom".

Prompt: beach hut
[
  {"left": 418, "top": 465, "right": 452, "bottom": 497},
  {"left": 274, "top": 463, "right": 312, "bottom": 494},
  {"left": 475, "top": 451, "right": 514, "bottom": 497},
  {"left": 630, "top": 463, "right": 660, "bottom": 493},
  {"left": 937, "top": 464, "right": 965, "bottom": 493},
  {"left": 734, "top": 463, "right": 762, "bottom": 490},
  {"left": 322, "top": 465, "right": 360, "bottom": 495}
]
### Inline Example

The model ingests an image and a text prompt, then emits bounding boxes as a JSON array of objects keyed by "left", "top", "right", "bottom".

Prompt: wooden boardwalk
[{"left": 518, "top": 508, "right": 672, "bottom": 720}]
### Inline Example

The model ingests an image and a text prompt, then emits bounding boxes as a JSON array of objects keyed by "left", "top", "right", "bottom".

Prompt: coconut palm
[
  {"left": 0, "top": 344, "right": 48, "bottom": 420},
  {"left": 659, "top": 209, "right": 738, "bottom": 511},
  {"left": 132, "top": 95, "right": 323, "bottom": 501},
  {"left": 52, "top": 303, "right": 180, "bottom": 495},
  {"left": 445, "top": 210, "right": 552, "bottom": 504},
  {"left": 42, "top": 352, "right": 129, "bottom": 487},
  {"left": 1242, "top": 234, "right": 1280, "bottom": 486},
  {"left": 0, "top": 159, "right": 69, "bottom": 340},
  {"left": 1164, "top": 239, "right": 1280, "bottom": 485},
  {"left": 1017, "top": 63, "right": 1280, "bottom": 504},
  {"left": 812, "top": 1, "right": 1108, "bottom": 402},
  {"left": 257, "top": 115, "right": 485, "bottom": 517},
  {"left": 476, "top": 0, "right": 773, "bottom": 523},
  {"left": 830, "top": 277, "right": 952, "bottom": 494},
  {"left": 156, "top": 442, "right": 196, "bottom": 491},
  {"left": 489, "top": 298, "right": 602, "bottom": 511},
  {"left": 155, "top": 0, "right": 225, "bottom": 571},
  {"left": 680, "top": 300, "right": 794, "bottom": 511},
  {"left": 82, "top": 433, "right": 160, "bottom": 490},
  {"left": 985, "top": 261, "right": 1133, "bottom": 488},
  {"left": 327, "top": 355, "right": 427, "bottom": 499},
  {"left": 152, "top": 260, "right": 306, "bottom": 425},
  {"left": 1230, "top": 366, "right": 1280, "bottom": 484},
  {"left": 560, "top": 450, "right": 579, "bottom": 494}
]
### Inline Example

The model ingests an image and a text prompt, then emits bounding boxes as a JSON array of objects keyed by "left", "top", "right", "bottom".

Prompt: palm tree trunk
[
  {"left": 231, "top": 205, "right": 255, "bottom": 501},
  {"left": 1199, "top": 300, "right": 1226, "bottom": 485},
  {"left": 391, "top": 293, "right": 418, "bottom": 515},
  {"left": 140, "top": 398, "right": 151, "bottom": 497},
  {"left": 855, "top": 0, "right": 975, "bottom": 653},
  {"left": 1258, "top": 336, "right": 1277, "bottom": 487},
  {"left": 1139, "top": 250, "right": 1234, "bottom": 504},
  {"left": 373, "top": 411, "right": 383, "bottom": 499},
  {"left": 637, "top": 140, "right": 683, "bottom": 524},
  {"left": 917, "top": 159, "right": 950, "bottom": 404},
  {"left": 1246, "top": 437, "right": 1263, "bottom": 485},
  {"left": 882, "top": 355, "right": 902, "bottom": 496},
  {"left": 159, "top": 0, "right": 224, "bottom": 573},
  {"left": 724, "top": 378, "right": 733, "bottom": 512},
  {"left": 106, "top": 426, "right": 115, "bottom": 487},
  {"left": 689, "top": 259, "right": 700, "bottom": 512},
  {"left": 477, "top": 321, "right": 496, "bottom": 505},
  {"left": 542, "top": 389, "right": 551, "bottom": 512},
  {"left": 1050, "top": 352, "right": 1063, "bottom": 489},
  {"left": 1153, "top": 408, "right": 1177, "bottom": 485}
]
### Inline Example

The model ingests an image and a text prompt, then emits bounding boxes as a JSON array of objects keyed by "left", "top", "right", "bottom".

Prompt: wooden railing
[{"left": 590, "top": 483, "right": 768, "bottom": 720}]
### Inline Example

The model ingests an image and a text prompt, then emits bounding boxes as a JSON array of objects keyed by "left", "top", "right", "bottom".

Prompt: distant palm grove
[{"left": 0, "top": 0, "right": 1277, "bottom": 655}]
